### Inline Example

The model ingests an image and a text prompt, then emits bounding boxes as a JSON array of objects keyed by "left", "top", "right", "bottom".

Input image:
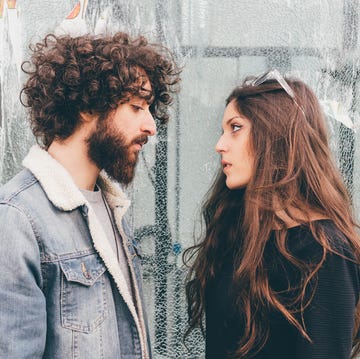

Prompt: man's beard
[{"left": 87, "top": 120, "right": 147, "bottom": 185}]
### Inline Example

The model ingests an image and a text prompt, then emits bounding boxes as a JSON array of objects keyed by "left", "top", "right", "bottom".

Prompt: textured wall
[{"left": 1, "top": 1, "right": 360, "bottom": 358}]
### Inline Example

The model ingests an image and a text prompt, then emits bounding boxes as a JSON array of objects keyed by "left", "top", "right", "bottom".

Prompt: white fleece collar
[{"left": 22, "top": 145, "right": 131, "bottom": 213}]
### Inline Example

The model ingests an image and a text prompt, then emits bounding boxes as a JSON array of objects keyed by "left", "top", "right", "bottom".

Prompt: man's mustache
[{"left": 131, "top": 135, "right": 148, "bottom": 147}]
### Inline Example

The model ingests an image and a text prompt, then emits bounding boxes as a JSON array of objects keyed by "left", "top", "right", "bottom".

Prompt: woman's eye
[{"left": 231, "top": 124, "right": 242, "bottom": 132}]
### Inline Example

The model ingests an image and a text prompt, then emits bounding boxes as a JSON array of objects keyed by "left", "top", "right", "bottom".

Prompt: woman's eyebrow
[{"left": 225, "top": 116, "right": 242, "bottom": 125}]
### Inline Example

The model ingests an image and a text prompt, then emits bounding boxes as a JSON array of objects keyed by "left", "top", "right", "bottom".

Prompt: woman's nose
[{"left": 215, "top": 135, "right": 227, "bottom": 153}]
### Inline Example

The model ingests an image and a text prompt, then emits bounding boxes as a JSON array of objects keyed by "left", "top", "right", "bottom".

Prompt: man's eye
[
  {"left": 131, "top": 104, "right": 144, "bottom": 111},
  {"left": 231, "top": 124, "right": 242, "bottom": 132}
]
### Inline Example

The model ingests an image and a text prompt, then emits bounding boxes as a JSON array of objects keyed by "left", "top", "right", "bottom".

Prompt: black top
[{"left": 205, "top": 220, "right": 360, "bottom": 359}]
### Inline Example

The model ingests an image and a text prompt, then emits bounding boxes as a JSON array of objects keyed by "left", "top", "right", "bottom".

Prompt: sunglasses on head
[{"left": 247, "top": 69, "right": 306, "bottom": 117}]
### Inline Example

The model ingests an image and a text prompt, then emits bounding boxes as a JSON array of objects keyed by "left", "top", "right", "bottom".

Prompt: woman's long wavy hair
[
  {"left": 20, "top": 32, "right": 181, "bottom": 148},
  {"left": 184, "top": 76, "right": 360, "bottom": 358}
]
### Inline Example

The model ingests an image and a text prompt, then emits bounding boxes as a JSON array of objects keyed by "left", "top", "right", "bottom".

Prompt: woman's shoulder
[{"left": 286, "top": 219, "right": 356, "bottom": 261}]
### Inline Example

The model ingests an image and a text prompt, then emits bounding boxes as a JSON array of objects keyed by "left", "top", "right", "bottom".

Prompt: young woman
[{"left": 184, "top": 70, "right": 360, "bottom": 359}]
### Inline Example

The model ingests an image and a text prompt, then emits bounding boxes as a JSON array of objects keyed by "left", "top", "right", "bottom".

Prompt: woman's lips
[{"left": 221, "top": 160, "right": 232, "bottom": 171}]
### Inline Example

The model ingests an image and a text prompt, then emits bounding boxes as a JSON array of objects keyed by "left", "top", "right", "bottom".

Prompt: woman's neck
[{"left": 276, "top": 206, "right": 329, "bottom": 229}]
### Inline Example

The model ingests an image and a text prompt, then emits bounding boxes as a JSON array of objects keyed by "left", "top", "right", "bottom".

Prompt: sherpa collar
[{"left": 22, "top": 145, "right": 131, "bottom": 213}]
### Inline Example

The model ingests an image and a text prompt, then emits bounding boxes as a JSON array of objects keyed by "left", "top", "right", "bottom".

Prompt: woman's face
[{"left": 215, "top": 100, "right": 254, "bottom": 190}]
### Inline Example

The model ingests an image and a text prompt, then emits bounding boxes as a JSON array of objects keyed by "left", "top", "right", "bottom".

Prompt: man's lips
[{"left": 132, "top": 136, "right": 148, "bottom": 150}]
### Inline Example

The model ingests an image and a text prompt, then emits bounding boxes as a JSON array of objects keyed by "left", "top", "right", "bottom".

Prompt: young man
[{"left": 0, "top": 32, "right": 180, "bottom": 359}]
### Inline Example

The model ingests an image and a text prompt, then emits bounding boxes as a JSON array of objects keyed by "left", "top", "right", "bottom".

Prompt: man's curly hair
[{"left": 21, "top": 32, "right": 181, "bottom": 148}]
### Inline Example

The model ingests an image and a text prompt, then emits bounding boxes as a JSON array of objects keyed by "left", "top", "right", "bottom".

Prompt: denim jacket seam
[
  {"left": 40, "top": 248, "right": 98, "bottom": 263},
  {"left": 0, "top": 201, "right": 45, "bottom": 292},
  {"left": 0, "top": 174, "right": 38, "bottom": 203},
  {"left": 0, "top": 201, "right": 42, "bottom": 248}
]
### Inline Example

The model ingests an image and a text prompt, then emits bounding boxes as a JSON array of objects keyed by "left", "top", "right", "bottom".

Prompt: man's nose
[{"left": 141, "top": 111, "right": 157, "bottom": 136}]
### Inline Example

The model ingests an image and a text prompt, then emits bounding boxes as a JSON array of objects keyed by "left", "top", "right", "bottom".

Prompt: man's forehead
[
  {"left": 139, "top": 80, "right": 152, "bottom": 96},
  {"left": 133, "top": 69, "right": 151, "bottom": 90},
  {"left": 122, "top": 85, "right": 153, "bottom": 105},
  {"left": 138, "top": 78, "right": 154, "bottom": 103}
]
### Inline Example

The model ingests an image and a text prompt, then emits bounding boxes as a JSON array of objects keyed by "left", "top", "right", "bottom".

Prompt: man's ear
[{"left": 80, "top": 111, "right": 98, "bottom": 123}]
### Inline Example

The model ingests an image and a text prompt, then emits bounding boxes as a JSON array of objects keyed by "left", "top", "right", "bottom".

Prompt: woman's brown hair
[{"left": 184, "top": 76, "right": 360, "bottom": 357}]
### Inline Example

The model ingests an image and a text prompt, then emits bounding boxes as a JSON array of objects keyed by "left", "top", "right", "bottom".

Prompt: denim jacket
[{"left": 0, "top": 145, "right": 151, "bottom": 359}]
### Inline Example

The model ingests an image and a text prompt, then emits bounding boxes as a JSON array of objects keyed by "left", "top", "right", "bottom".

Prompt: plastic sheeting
[{"left": 1, "top": 1, "right": 360, "bottom": 358}]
